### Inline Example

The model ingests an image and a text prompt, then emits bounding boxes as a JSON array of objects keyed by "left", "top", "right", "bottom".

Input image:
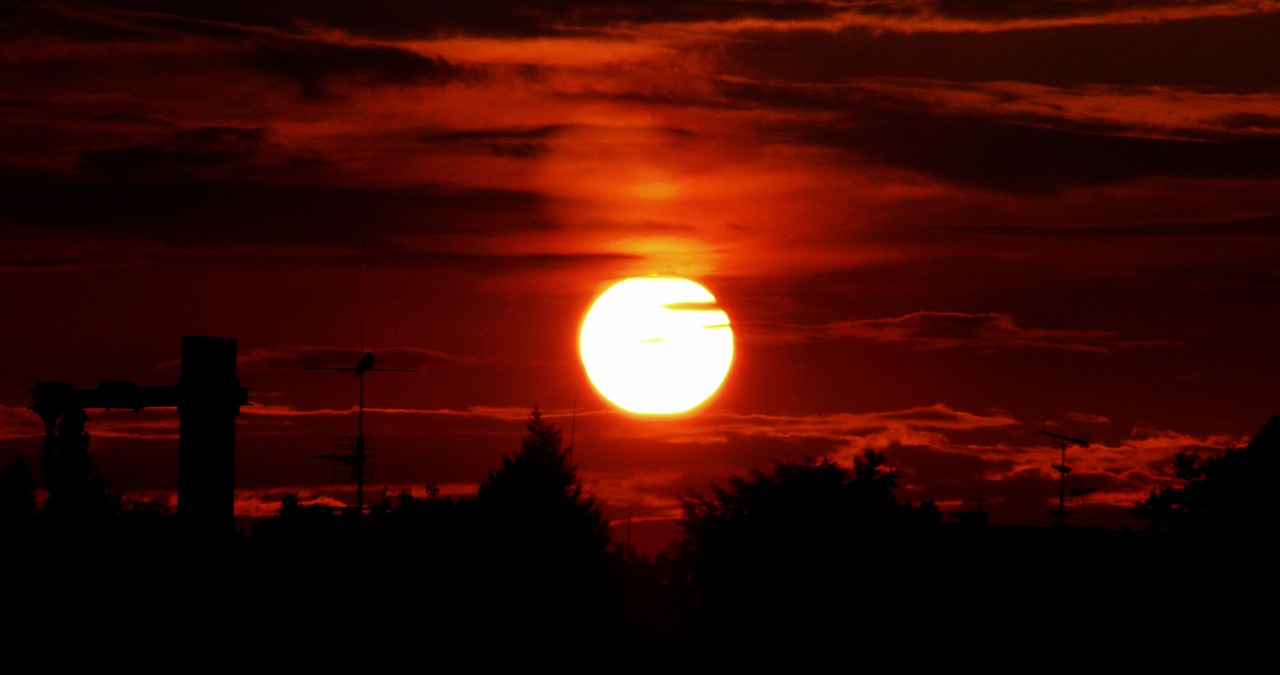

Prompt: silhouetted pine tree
[
  {"left": 473, "top": 407, "right": 615, "bottom": 642},
  {"left": 477, "top": 406, "right": 609, "bottom": 553}
]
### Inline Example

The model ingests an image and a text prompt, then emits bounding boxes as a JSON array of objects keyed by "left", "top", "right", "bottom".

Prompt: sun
[{"left": 579, "top": 276, "right": 734, "bottom": 415}]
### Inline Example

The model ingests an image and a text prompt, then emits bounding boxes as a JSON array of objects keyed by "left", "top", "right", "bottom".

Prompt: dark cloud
[
  {"left": 249, "top": 37, "right": 467, "bottom": 99},
  {"left": 948, "top": 215, "right": 1280, "bottom": 238},
  {"left": 854, "top": 0, "right": 1193, "bottom": 23},
  {"left": 713, "top": 78, "right": 1280, "bottom": 193},
  {"left": 723, "top": 14, "right": 1280, "bottom": 91},
  {"left": 663, "top": 301, "right": 723, "bottom": 312},
  {"left": 236, "top": 345, "right": 465, "bottom": 373},
  {"left": 1214, "top": 113, "right": 1280, "bottom": 131},
  {"left": 87, "top": 113, "right": 177, "bottom": 129},
  {"left": 7, "top": 4, "right": 468, "bottom": 101},
  {"left": 0, "top": 162, "right": 555, "bottom": 247},
  {"left": 885, "top": 442, "right": 994, "bottom": 501},
  {"left": 362, "top": 250, "right": 641, "bottom": 273},
  {"left": 78, "top": 126, "right": 270, "bottom": 174},
  {"left": 805, "top": 109, "right": 1280, "bottom": 194},
  {"left": 930, "top": 0, "right": 1179, "bottom": 21},
  {"left": 0, "top": 253, "right": 116, "bottom": 272},
  {"left": 415, "top": 125, "right": 569, "bottom": 144},
  {"left": 77, "top": 0, "right": 840, "bottom": 39},
  {"left": 413, "top": 125, "right": 569, "bottom": 160},
  {"left": 877, "top": 407, "right": 981, "bottom": 423},
  {"left": 132, "top": 8, "right": 265, "bottom": 40},
  {"left": 3, "top": 2, "right": 164, "bottom": 43},
  {"left": 826, "top": 312, "right": 1121, "bottom": 352},
  {"left": 412, "top": 123, "right": 695, "bottom": 159}
]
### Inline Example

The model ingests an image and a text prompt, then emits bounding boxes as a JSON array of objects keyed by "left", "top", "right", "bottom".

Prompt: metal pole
[
  {"left": 1058, "top": 443, "right": 1066, "bottom": 527},
  {"left": 357, "top": 370, "right": 364, "bottom": 514}
]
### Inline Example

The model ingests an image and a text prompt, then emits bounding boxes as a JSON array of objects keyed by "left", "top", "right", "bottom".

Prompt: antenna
[
  {"left": 569, "top": 392, "right": 577, "bottom": 463},
  {"left": 307, "top": 352, "right": 415, "bottom": 514},
  {"left": 359, "top": 262, "right": 367, "bottom": 352},
  {"left": 1037, "top": 430, "right": 1088, "bottom": 528}
]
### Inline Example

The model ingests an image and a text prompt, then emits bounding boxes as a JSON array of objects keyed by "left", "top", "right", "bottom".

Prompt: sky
[{"left": 3, "top": 1, "right": 1278, "bottom": 552}]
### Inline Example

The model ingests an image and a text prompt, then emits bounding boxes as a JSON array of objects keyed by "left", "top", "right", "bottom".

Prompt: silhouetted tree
[
  {"left": 476, "top": 406, "right": 609, "bottom": 553},
  {"left": 681, "top": 451, "right": 923, "bottom": 550},
  {"left": 250, "top": 491, "right": 355, "bottom": 545},
  {"left": 40, "top": 407, "right": 116, "bottom": 526},
  {"left": 1135, "top": 443, "right": 1268, "bottom": 533},
  {"left": 679, "top": 452, "right": 940, "bottom": 643},
  {"left": 472, "top": 407, "right": 616, "bottom": 642}
]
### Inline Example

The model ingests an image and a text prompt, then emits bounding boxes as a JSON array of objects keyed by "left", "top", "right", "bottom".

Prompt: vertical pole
[
  {"left": 568, "top": 393, "right": 577, "bottom": 465},
  {"left": 178, "top": 336, "right": 242, "bottom": 540},
  {"left": 1057, "top": 443, "right": 1067, "bottom": 528},
  {"left": 356, "top": 371, "right": 364, "bottom": 514}
]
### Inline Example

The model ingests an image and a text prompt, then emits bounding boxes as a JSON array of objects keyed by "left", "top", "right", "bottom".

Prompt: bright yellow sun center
[{"left": 579, "top": 276, "right": 734, "bottom": 415}]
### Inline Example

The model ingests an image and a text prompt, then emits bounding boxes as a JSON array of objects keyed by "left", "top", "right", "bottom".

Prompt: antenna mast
[
  {"left": 307, "top": 353, "right": 415, "bottom": 514},
  {"left": 1037, "top": 430, "right": 1088, "bottom": 528},
  {"left": 569, "top": 392, "right": 577, "bottom": 463}
]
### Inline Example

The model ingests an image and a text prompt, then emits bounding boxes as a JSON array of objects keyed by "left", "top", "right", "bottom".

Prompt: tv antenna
[
  {"left": 307, "top": 352, "right": 415, "bottom": 513},
  {"left": 1037, "top": 430, "right": 1088, "bottom": 528}
]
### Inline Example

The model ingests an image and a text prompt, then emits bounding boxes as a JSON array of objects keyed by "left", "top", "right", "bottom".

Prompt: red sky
[{"left": 3, "top": 1, "right": 1278, "bottom": 552}]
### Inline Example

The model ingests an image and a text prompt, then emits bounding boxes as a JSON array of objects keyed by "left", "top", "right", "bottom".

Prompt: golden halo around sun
[{"left": 579, "top": 276, "right": 734, "bottom": 415}]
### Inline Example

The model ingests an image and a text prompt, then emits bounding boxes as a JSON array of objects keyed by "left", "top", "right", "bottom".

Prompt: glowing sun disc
[{"left": 579, "top": 276, "right": 734, "bottom": 414}]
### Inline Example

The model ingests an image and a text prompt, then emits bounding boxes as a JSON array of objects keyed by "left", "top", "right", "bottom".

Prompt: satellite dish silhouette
[
  {"left": 356, "top": 352, "right": 375, "bottom": 375},
  {"left": 309, "top": 352, "right": 414, "bottom": 377}
]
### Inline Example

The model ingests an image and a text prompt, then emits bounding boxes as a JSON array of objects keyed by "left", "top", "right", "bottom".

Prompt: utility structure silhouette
[
  {"left": 1038, "top": 430, "right": 1088, "bottom": 528},
  {"left": 28, "top": 336, "right": 250, "bottom": 538},
  {"left": 306, "top": 352, "right": 414, "bottom": 514}
]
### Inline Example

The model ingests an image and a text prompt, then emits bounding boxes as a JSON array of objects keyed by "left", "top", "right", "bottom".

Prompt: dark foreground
[{"left": 6, "top": 523, "right": 1266, "bottom": 667}]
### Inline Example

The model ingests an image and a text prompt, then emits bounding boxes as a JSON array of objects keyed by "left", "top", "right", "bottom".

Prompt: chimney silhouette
[{"left": 177, "top": 336, "right": 246, "bottom": 538}]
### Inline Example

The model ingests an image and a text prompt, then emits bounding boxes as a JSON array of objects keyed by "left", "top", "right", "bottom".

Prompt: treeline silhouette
[{"left": 3, "top": 411, "right": 1272, "bottom": 659}]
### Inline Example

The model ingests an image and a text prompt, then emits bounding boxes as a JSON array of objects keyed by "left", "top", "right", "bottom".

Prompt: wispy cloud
[
  {"left": 818, "top": 312, "right": 1170, "bottom": 352},
  {"left": 742, "top": 311, "right": 1184, "bottom": 351},
  {"left": 0, "top": 405, "right": 43, "bottom": 441},
  {"left": 0, "top": 404, "right": 178, "bottom": 442},
  {"left": 239, "top": 344, "right": 470, "bottom": 371},
  {"left": 584, "top": 404, "right": 1019, "bottom": 452},
  {"left": 579, "top": 469, "right": 687, "bottom": 519},
  {"left": 150, "top": 344, "right": 472, "bottom": 375}
]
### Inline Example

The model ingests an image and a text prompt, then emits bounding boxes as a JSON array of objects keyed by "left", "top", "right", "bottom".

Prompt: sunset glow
[{"left": 2, "top": 1, "right": 1279, "bottom": 553}]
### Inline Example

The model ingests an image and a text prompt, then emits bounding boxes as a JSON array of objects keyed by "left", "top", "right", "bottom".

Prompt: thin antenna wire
[
  {"left": 359, "top": 244, "right": 368, "bottom": 352},
  {"left": 570, "top": 392, "right": 577, "bottom": 450}
]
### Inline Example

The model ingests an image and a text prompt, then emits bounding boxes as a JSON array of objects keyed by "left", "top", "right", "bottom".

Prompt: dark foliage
[
  {"left": 245, "top": 408, "right": 621, "bottom": 649},
  {"left": 680, "top": 451, "right": 936, "bottom": 558},
  {"left": 476, "top": 406, "right": 609, "bottom": 553},
  {"left": 0, "top": 456, "right": 36, "bottom": 526},
  {"left": 1134, "top": 443, "right": 1269, "bottom": 533},
  {"left": 471, "top": 407, "right": 617, "bottom": 643},
  {"left": 678, "top": 451, "right": 941, "bottom": 644},
  {"left": 39, "top": 407, "right": 118, "bottom": 528}
]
